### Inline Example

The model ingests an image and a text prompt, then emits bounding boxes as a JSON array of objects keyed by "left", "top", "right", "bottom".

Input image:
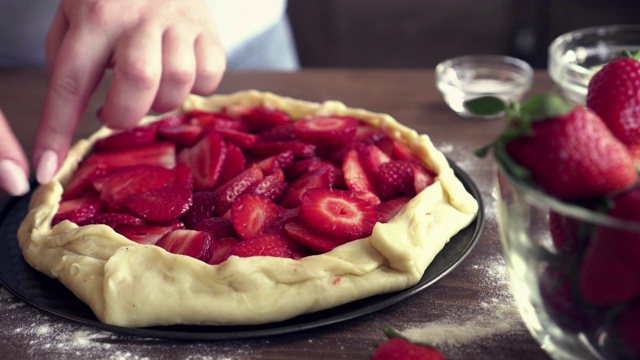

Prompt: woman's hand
[
  {"left": 34, "top": 0, "right": 226, "bottom": 184},
  {"left": 0, "top": 109, "right": 30, "bottom": 196}
]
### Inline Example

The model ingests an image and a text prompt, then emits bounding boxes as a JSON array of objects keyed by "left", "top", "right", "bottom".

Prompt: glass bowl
[
  {"left": 548, "top": 24, "right": 640, "bottom": 105},
  {"left": 435, "top": 54, "right": 533, "bottom": 117},
  {"left": 495, "top": 164, "right": 640, "bottom": 360}
]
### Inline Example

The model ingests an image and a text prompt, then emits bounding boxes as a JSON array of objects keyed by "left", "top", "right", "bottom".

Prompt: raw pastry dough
[{"left": 17, "top": 90, "right": 479, "bottom": 327}]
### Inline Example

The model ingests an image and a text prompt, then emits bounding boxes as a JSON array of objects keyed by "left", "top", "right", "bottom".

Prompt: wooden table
[{"left": 0, "top": 68, "right": 554, "bottom": 360}]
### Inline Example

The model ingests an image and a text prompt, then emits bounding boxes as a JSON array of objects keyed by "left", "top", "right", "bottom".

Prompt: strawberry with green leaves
[
  {"left": 471, "top": 94, "right": 638, "bottom": 200},
  {"left": 372, "top": 328, "right": 445, "bottom": 360},
  {"left": 579, "top": 186, "right": 640, "bottom": 306},
  {"left": 587, "top": 50, "right": 640, "bottom": 163}
]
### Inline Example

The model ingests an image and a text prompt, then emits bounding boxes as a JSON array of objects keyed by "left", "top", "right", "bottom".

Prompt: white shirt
[{"left": 0, "top": 0, "right": 286, "bottom": 67}]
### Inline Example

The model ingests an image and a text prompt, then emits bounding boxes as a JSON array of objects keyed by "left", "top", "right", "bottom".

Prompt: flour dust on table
[
  {"left": 0, "top": 288, "right": 256, "bottom": 360},
  {"left": 400, "top": 247, "right": 527, "bottom": 351}
]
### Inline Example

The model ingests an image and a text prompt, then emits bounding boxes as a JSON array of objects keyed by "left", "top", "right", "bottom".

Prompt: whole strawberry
[
  {"left": 470, "top": 94, "right": 638, "bottom": 200},
  {"left": 372, "top": 328, "right": 445, "bottom": 360},
  {"left": 587, "top": 51, "right": 640, "bottom": 162},
  {"left": 579, "top": 185, "right": 640, "bottom": 306}
]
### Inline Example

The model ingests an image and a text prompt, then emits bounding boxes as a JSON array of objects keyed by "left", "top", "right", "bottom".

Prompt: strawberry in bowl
[
  {"left": 17, "top": 90, "right": 479, "bottom": 328},
  {"left": 470, "top": 73, "right": 640, "bottom": 358}
]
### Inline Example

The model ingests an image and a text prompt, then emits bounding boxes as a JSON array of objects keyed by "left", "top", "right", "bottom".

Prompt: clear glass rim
[
  {"left": 548, "top": 24, "right": 640, "bottom": 78},
  {"left": 436, "top": 54, "right": 533, "bottom": 75},
  {"left": 435, "top": 54, "right": 533, "bottom": 92},
  {"left": 496, "top": 161, "right": 640, "bottom": 231}
]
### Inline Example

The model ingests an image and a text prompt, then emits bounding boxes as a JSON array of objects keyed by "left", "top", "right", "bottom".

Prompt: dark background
[{"left": 287, "top": 0, "right": 640, "bottom": 69}]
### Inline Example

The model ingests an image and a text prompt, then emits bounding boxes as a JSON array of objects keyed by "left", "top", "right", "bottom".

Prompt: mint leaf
[{"left": 464, "top": 96, "right": 506, "bottom": 116}]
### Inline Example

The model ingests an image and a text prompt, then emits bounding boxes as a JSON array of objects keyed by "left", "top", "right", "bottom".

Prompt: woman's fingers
[
  {"left": 0, "top": 109, "right": 30, "bottom": 196},
  {"left": 192, "top": 29, "right": 226, "bottom": 96},
  {"left": 35, "top": 26, "right": 111, "bottom": 184},
  {"left": 98, "top": 22, "right": 163, "bottom": 129},
  {"left": 151, "top": 26, "right": 197, "bottom": 113}
]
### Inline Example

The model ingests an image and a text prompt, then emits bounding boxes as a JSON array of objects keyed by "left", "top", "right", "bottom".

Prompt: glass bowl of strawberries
[
  {"left": 548, "top": 24, "right": 640, "bottom": 105},
  {"left": 466, "top": 91, "right": 640, "bottom": 359},
  {"left": 495, "top": 165, "right": 640, "bottom": 360}
]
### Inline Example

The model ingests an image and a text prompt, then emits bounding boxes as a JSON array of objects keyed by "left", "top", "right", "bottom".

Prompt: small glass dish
[
  {"left": 548, "top": 24, "right": 640, "bottom": 105},
  {"left": 435, "top": 55, "right": 533, "bottom": 117},
  {"left": 495, "top": 163, "right": 640, "bottom": 360}
]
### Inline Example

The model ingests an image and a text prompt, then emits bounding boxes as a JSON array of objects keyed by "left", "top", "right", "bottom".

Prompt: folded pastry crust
[{"left": 17, "top": 90, "right": 479, "bottom": 327}]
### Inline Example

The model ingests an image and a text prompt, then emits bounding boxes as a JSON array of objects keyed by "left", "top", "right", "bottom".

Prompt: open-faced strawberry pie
[{"left": 17, "top": 90, "right": 478, "bottom": 327}]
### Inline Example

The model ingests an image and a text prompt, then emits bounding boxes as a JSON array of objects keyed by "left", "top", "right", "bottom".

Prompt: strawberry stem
[
  {"left": 383, "top": 327, "right": 404, "bottom": 339},
  {"left": 621, "top": 49, "right": 640, "bottom": 61},
  {"left": 473, "top": 94, "right": 575, "bottom": 182}
]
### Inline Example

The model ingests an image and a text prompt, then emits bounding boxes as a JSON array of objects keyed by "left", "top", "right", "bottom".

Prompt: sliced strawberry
[
  {"left": 283, "top": 221, "right": 342, "bottom": 254},
  {"left": 325, "top": 141, "right": 367, "bottom": 165},
  {"left": 283, "top": 157, "right": 322, "bottom": 179},
  {"left": 178, "top": 131, "right": 228, "bottom": 190},
  {"left": 376, "top": 160, "right": 417, "bottom": 199},
  {"left": 342, "top": 149, "right": 379, "bottom": 198},
  {"left": 390, "top": 139, "right": 420, "bottom": 162},
  {"left": 62, "top": 161, "right": 108, "bottom": 200},
  {"left": 280, "top": 162, "right": 336, "bottom": 208},
  {"left": 249, "top": 170, "right": 288, "bottom": 202},
  {"left": 236, "top": 106, "right": 292, "bottom": 132},
  {"left": 94, "top": 125, "right": 158, "bottom": 151},
  {"left": 157, "top": 123, "right": 204, "bottom": 147},
  {"left": 354, "top": 123, "right": 386, "bottom": 144},
  {"left": 92, "top": 165, "right": 175, "bottom": 210},
  {"left": 208, "top": 237, "right": 242, "bottom": 265},
  {"left": 254, "top": 150, "right": 295, "bottom": 175},
  {"left": 192, "top": 217, "right": 238, "bottom": 239},
  {"left": 125, "top": 186, "right": 193, "bottom": 223},
  {"left": 265, "top": 207, "right": 299, "bottom": 235},
  {"left": 182, "top": 191, "right": 218, "bottom": 228},
  {"left": 156, "top": 229, "right": 214, "bottom": 262},
  {"left": 250, "top": 141, "right": 316, "bottom": 159},
  {"left": 257, "top": 123, "right": 296, "bottom": 142},
  {"left": 79, "top": 213, "right": 145, "bottom": 228},
  {"left": 115, "top": 222, "right": 184, "bottom": 245},
  {"left": 298, "top": 188, "right": 379, "bottom": 241},
  {"left": 359, "top": 144, "right": 391, "bottom": 173},
  {"left": 413, "top": 165, "right": 435, "bottom": 194},
  {"left": 170, "top": 163, "right": 194, "bottom": 189},
  {"left": 52, "top": 196, "right": 103, "bottom": 225},
  {"left": 84, "top": 142, "right": 176, "bottom": 170},
  {"left": 222, "top": 233, "right": 292, "bottom": 261},
  {"left": 189, "top": 111, "right": 248, "bottom": 132},
  {"left": 213, "top": 165, "right": 264, "bottom": 214},
  {"left": 230, "top": 194, "right": 282, "bottom": 240},
  {"left": 352, "top": 190, "right": 382, "bottom": 206},
  {"left": 218, "top": 143, "right": 246, "bottom": 185},
  {"left": 153, "top": 114, "right": 188, "bottom": 129},
  {"left": 293, "top": 116, "right": 358, "bottom": 149},
  {"left": 215, "top": 128, "right": 258, "bottom": 149},
  {"left": 376, "top": 196, "right": 411, "bottom": 223}
]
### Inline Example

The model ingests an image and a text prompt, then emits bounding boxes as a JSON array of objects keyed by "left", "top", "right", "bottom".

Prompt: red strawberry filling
[{"left": 54, "top": 105, "right": 437, "bottom": 264}]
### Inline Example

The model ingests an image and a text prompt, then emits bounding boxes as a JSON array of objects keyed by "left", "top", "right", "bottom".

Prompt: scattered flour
[
  {"left": 0, "top": 288, "right": 257, "bottom": 360},
  {"left": 400, "top": 253, "right": 525, "bottom": 348}
]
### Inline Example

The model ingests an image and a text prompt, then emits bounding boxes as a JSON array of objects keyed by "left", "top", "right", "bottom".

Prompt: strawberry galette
[{"left": 18, "top": 90, "right": 478, "bottom": 327}]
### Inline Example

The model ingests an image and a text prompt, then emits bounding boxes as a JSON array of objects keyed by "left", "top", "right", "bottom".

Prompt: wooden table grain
[{"left": 0, "top": 68, "right": 555, "bottom": 360}]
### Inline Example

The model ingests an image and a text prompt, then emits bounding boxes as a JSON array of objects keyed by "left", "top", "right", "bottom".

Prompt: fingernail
[
  {"left": 36, "top": 149, "right": 58, "bottom": 184},
  {"left": 0, "top": 160, "right": 30, "bottom": 196}
]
